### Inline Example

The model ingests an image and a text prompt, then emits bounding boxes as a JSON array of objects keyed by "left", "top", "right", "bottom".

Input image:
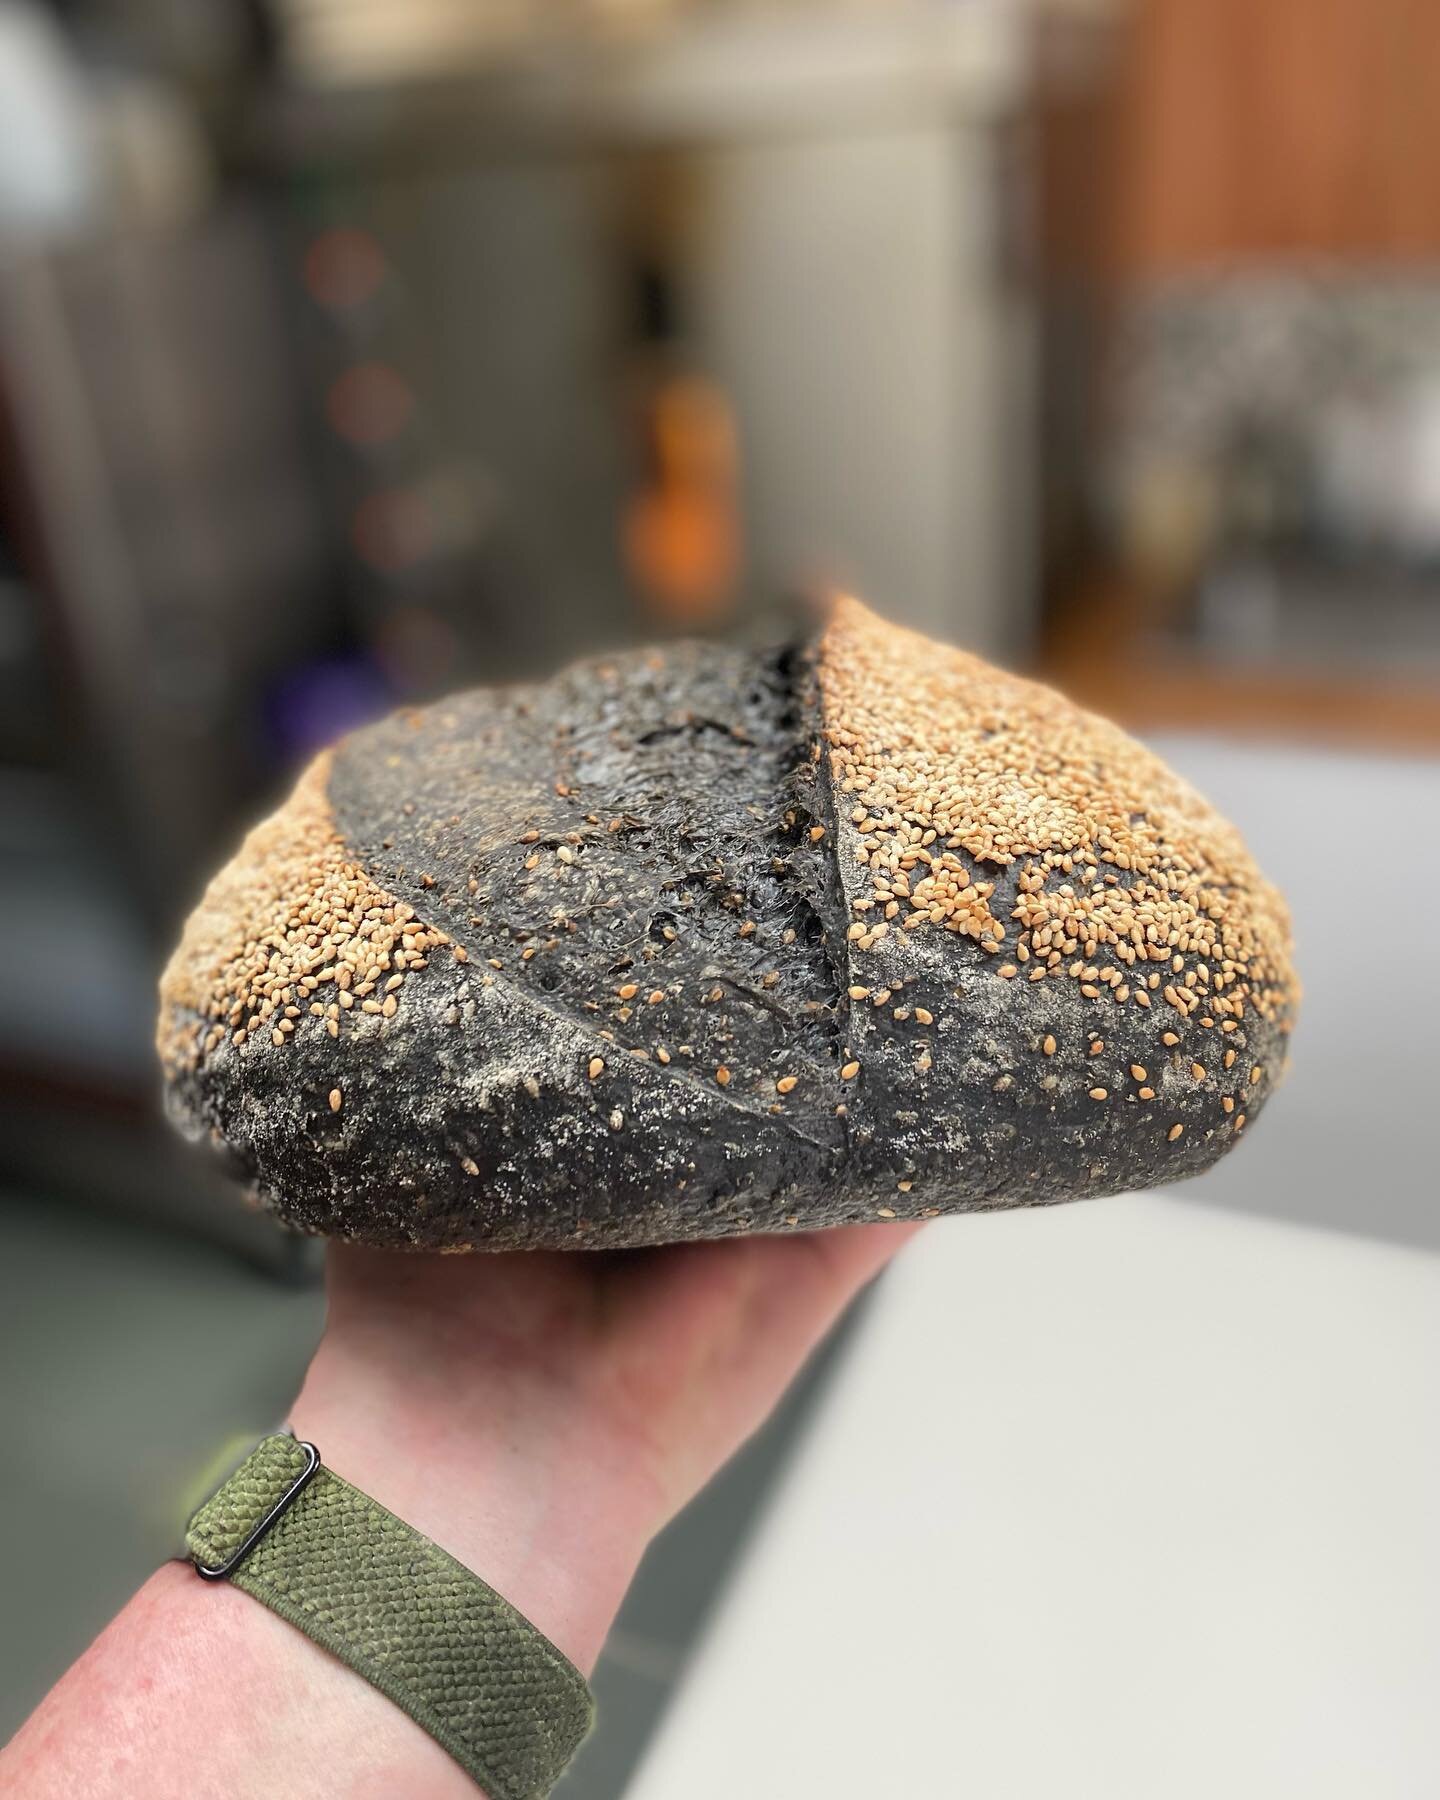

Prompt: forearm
[
  {"left": 3, "top": 1226, "right": 916, "bottom": 1797},
  {"left": 1, "top": 1336, "right": 660, "bottom": 1800},
  {"left": 4, "top": 1563, "right": 475, "bottom": 1800}
]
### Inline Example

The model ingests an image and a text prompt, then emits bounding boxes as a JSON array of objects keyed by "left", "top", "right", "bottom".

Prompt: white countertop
[{"left": 629, "top": 1198, "right": 1440, "bottom": 1798}]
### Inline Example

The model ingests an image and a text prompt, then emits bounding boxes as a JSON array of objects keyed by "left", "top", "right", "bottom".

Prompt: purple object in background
[{"left": 262, "top": 653, "right": 393, "bottom": 765}]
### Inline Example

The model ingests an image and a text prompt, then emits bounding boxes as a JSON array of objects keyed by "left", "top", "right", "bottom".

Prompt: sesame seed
[
  {"left": 776, "top": 1075, "right": 798, "bottom": 1095},
  {"left": 841, "top": 1060, "right": 861, "bottom": 1080},
  {"left": 588, "top": 1057, "right": 604, "bottom": 1080},
  {"left": 715, "top": 1066, "right": 731, "bottom": 1086},
  {"left": 1191, "top": 1062, "right": 1206, "bottom": 1081},
  {"left": 1168, "top": 1123, "right": 1184, "bottom": 1142},
  {"left": 1089, "top": 1087, "right": 1108, "bottom": 1101},
  {"left": 328, "top": 1088, "right": 342, "bottom": 1112},
  {"left": 1130, "top": 1065, "right": 1147, "bottom": 1080},
  {"left": 1042, "top": 1035, "right": 1057, "bottom": 1056}
]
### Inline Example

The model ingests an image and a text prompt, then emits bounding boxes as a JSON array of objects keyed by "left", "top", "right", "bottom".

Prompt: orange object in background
[
  {"left": 303, "top": 226, "right": 387, "bottom": 311},
  {"left": 326, "top": 361, "right": 415, "bottom": 448},
  {"left": 624, "top": 373, "right": 741, "bottom": 629}
]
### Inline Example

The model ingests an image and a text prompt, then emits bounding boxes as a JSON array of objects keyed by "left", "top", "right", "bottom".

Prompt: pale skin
[{"left": 2, "top": 1221, "right": 919, "bottom": 1799}]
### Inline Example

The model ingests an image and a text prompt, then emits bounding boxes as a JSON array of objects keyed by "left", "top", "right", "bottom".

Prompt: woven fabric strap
[{"left": 185, "top": 1434, "right": 593, "bottom": 1799}]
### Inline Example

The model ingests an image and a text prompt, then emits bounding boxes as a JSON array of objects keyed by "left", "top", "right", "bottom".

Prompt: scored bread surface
[{"left": 160, "top": 596, "right": 1296, "bottom": 1248}]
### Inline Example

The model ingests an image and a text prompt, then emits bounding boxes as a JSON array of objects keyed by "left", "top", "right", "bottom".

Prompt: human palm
[{"left": 314, "top": 1222, "right": 921, "bottom": 1530}]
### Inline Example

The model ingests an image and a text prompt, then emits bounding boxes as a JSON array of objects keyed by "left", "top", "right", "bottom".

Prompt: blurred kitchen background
[{"left": 3, "top": 0, "right": 1438, "bottom": 1792}]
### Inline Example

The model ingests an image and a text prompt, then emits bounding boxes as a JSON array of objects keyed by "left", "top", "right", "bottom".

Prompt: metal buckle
[{"left": 194, "top": 1439, "right": 322, "bottom": 1580}]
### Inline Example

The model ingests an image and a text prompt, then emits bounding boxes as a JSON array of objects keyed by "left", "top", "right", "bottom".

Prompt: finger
[{"left": 722, "top": 1219, "right": 925, "bottom": 1371}]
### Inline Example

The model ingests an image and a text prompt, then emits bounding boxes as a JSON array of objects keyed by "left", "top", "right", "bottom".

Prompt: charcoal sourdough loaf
[{"left": 159, "top": 596, "right": 1297, "bottom": 1250}]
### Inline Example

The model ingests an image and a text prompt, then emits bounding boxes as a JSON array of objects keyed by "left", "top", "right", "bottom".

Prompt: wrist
[{"left": 288, "top": 1320, "right": 662, "bottom": 1675}]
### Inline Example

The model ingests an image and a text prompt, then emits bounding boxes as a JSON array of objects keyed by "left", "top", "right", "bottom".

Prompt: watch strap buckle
[{"left": 188, "top": 1434, "right": 321, "bottom": 1579}]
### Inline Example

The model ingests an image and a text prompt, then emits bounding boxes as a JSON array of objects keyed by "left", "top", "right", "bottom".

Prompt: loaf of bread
[{"left": 159, "top": 596, "right": 1296, "bottom": 1249}]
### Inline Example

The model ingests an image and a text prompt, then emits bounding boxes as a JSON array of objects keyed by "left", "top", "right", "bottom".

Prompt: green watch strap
[{"left": 185, "top": 1434, "right": 594, "bottom": 1799}]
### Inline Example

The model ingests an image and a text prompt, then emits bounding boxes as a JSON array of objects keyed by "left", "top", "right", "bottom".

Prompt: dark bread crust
[{"left": 160, "top": 603, "right": 1296, "bottom": 1248}]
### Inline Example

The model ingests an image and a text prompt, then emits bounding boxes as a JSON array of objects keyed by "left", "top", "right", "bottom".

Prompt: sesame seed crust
[
  {"left": 159, "top": 596, "right": 1296, "bottom": 1249},
  {"left": 819, "top": 594, "right": 1294, "bottom": 1032},
  {"left": 157, "top": 753, "right": 447, "bottom": 1077},
  {"left": 810, "top": 595, "right": 1295, "bottom": 1202}
]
